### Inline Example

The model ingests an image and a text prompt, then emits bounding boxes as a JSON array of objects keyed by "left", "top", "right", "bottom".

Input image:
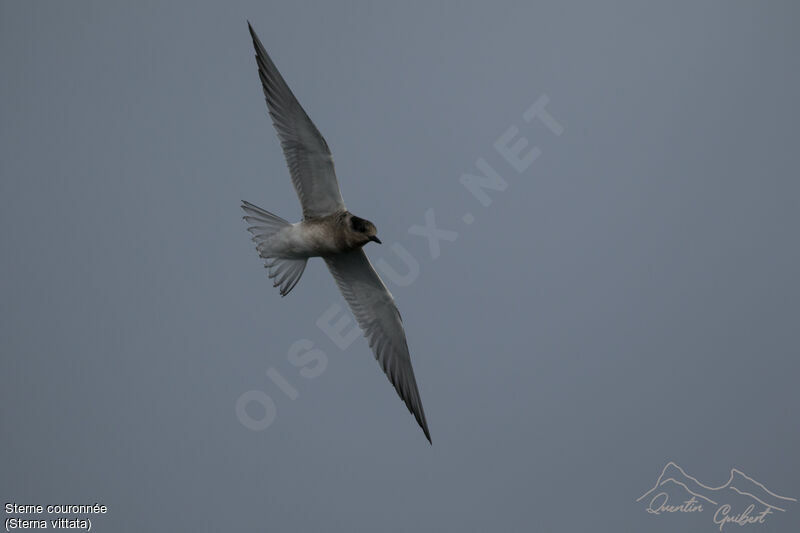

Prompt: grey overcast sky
[{"left": 2, "top": 1, "right": 799, "bottom": 532}]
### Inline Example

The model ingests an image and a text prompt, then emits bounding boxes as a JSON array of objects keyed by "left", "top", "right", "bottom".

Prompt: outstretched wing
[
  {"left": 248, "top": 23, "right": 346, "bottom": 218},
  {"left": 324, "top": 249, "right": 431, "bottom": 443}
]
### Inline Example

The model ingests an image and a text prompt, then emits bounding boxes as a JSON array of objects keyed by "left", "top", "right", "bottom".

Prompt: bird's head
[{"left": 348, "top": 214, "right": 381, "bottom": 246}]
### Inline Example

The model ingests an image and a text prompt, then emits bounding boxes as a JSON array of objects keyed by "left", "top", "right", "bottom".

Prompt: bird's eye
[{"left": 350, "top": 216, "right": 368, "bottom": 233}]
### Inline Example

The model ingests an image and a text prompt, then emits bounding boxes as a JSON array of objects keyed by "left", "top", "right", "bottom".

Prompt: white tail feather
[{"left": 241, "top": 201, "right": 307, "bottom": 296}]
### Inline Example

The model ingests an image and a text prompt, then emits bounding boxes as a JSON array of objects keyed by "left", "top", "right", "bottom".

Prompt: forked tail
[{"left": 241, "top": 201, "right": 307, "bottom": 297}]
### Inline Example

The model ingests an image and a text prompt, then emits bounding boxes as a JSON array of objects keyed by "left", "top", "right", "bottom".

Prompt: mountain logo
[{"left": 637, "top": 461, "right": 796, "bottom": 531}]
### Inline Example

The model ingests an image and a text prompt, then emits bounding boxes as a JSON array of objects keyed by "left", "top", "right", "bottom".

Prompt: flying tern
[{"left": 242, "top": 23, "right": 431, "bottom": 443}]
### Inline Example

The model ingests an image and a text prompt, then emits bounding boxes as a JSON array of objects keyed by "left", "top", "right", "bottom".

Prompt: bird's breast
[{"left": 272, "top": 221, "right": 338, "bottom": 258}]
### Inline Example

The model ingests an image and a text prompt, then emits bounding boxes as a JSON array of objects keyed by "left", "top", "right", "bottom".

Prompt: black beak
[{"left": 369, "top": 236, "right": 382, "bottom": 244}]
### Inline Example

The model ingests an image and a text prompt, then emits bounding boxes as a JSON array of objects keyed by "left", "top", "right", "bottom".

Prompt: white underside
[{"left": 264, "top": 222, "right": 341, "bottom": 259}]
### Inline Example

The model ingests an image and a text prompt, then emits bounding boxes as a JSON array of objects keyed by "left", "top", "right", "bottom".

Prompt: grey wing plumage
[
  {"left": 324, "top": 250, "right": 431, "bottom": 443},
  {"left": 248, "top": 23, "right": 346, "bottom": 218}
]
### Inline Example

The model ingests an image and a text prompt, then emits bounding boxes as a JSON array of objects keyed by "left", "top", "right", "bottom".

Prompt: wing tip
[
  {"left": 247, "top": 21, "right": 263, "bottom": 51},
  {"left": 417, "top": 410, "right": 432, "bottom": 444}
]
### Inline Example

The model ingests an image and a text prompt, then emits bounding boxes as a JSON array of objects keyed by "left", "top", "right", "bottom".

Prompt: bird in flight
[{"left": 242, "top": 23, "right": 431, "bottom": 443}]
